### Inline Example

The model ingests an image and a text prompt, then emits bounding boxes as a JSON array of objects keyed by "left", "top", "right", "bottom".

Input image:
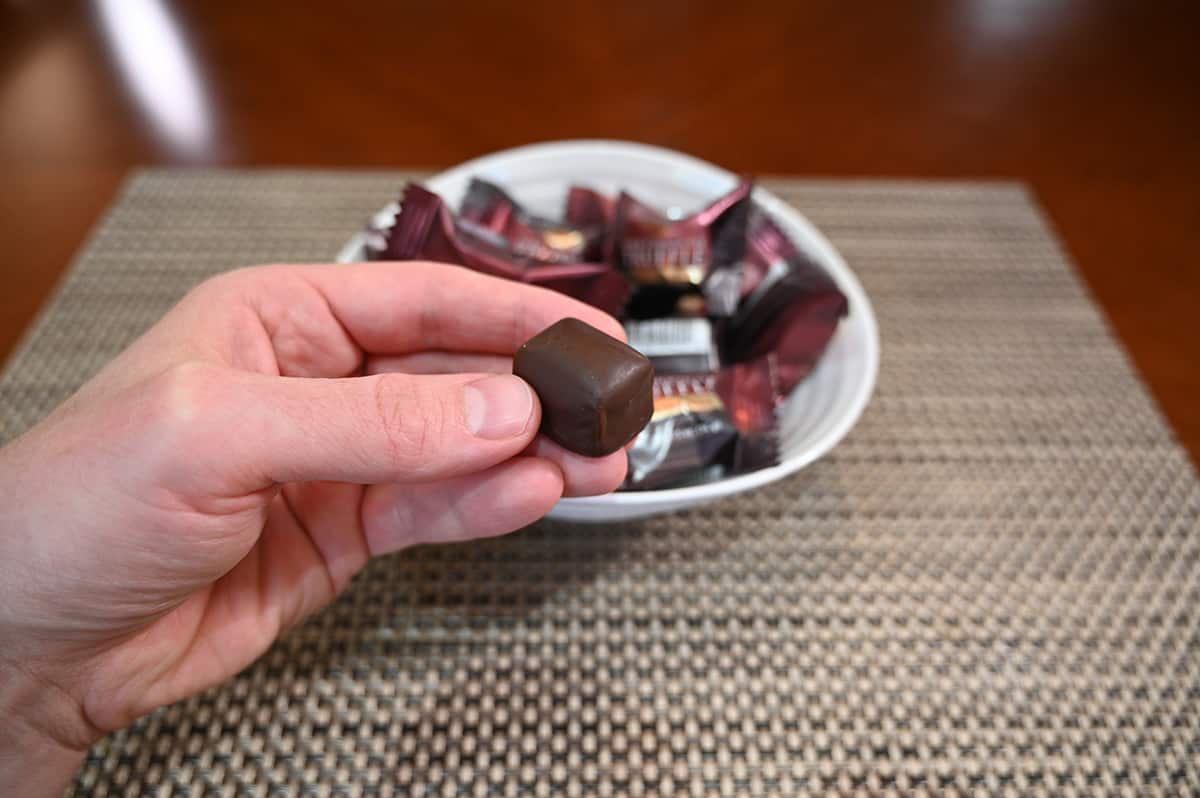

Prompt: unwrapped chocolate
[{"left": 514, "top": 318, "right": 654, "bottom": 457}]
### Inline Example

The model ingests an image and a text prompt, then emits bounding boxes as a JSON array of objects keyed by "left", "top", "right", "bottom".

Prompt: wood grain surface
[{"left": 2, "top": 1, "right": 1197, "bottom": 460}]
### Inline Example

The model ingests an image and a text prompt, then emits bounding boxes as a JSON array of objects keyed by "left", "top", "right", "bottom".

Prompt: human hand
[{"left": 0, "top": 262, "right": 628, "bottom": 793}]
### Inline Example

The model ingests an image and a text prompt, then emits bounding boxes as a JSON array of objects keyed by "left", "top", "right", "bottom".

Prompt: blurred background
[{"left": 1, "top": 0, "right": 1197, "bottom": 459}]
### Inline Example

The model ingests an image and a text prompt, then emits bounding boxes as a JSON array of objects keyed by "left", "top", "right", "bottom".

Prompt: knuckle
[
  {"left": 147, "top": 361, "right": 217, "bottom": 417},
  {"left": 371, "top": 374, "right": 456, "bottom": 478},
  {"left": 187, "top": 269, "right": 247, "bottom": 302},
  {"left": 142, "top": 362, "right": 226, "bottom": 446},
  {"left": 185, "top": 265, "right": 282, "bottom": 305},
  {"left": 114, "top": 363, "right": 229, "bottom": 497},
  {"left": 359, "top": 486, "right": 419, "bottom": 554}
]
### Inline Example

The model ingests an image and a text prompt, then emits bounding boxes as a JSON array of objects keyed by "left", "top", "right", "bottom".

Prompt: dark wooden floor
[{"left": 2, "top": 1, "right": 1198, "bottom": 461}]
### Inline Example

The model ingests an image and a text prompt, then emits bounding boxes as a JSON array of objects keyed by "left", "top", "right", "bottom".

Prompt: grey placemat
[{"left": 3, "top": 171, "right": 1197, "bottom": 796}]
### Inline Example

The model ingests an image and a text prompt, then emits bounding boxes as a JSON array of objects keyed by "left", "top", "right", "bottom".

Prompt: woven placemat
[{"left": 3, "top": 171, "right": 1198, "bottom": 797}]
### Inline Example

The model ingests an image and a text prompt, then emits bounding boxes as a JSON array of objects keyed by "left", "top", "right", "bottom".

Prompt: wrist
[{"left": 0, "top": 657, "right": 96, "bottom": 796}]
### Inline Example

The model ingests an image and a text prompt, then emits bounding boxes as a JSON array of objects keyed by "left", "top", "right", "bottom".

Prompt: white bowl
[{"left": 338, "top": 140, "right": 879, "bottom": 522}]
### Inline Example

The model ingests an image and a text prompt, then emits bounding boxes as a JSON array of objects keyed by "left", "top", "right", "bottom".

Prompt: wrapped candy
[
  {"left": 364, "top": 177, "right": 848, "bottom": 489},
  {"left": 613, "top": 181, "right": 752, "bottom": 319},
  {"left": 459, "top": 178, "right": 607, "bottom": 263},
  {"left": 383, "top": 183, "right": 630, "bottom": 317}
]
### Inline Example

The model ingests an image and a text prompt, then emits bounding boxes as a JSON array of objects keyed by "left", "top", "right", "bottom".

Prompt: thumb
[{"left": 180, "top": 367, "right": 542, "bottom": 489}]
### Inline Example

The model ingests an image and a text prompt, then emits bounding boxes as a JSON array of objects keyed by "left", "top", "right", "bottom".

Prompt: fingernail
[{"left": 463, "top": 375, "right": 535, "bottom": 440}]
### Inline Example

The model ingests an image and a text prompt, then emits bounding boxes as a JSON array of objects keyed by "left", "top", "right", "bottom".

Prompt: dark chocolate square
[{"left": 513, "top": 318, "right": 654, "bottom": 457}]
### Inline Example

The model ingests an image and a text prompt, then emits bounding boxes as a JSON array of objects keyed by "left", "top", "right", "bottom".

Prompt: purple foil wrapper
[
  {"left": 614, "top": 181, "right": 753, "bottom": 319},
  {"left": 460, "top": 178, "right": 607, "bottom": 263},
  {"left": 624, "top": 359, "right": 779, "bottom": 490},
  {"left": 721, "top": 210, "right": 848, "bottom": 395},
  {"left": 383, "top": 183, "right": 630, "bottom": 317},
  {"left": 360, "top": 176, "right": 847, "bottom": 490}
]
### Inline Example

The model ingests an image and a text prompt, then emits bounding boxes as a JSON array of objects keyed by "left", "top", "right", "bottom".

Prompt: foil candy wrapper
[
  {"left": 460, "top": 178, "right": 608, "bottom": 263},
  {"left": 624, "top": 360, "right": 779, "bottom": 490},
  {"left": 624, "top": 317, "right": 719, "bottom": 375},
  {"left": 360, "top": 177, "right": 848, "bottom": 490},
  {"left": 614, "top": 181, "right": 753, "bottom": 319},
  {"left": 382, "top": 183, "right": 630, "bottom": 317},
  {"left": 721, "top": 210, "right": 848, "bottom": 395},
  {"left": 564, "top": 186, "right": 616, "bottom": 234}
]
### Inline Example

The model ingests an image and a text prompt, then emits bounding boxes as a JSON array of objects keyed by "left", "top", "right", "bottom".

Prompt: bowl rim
[{"left": 340, "top": 139, "right": 880, "bottom": 509}]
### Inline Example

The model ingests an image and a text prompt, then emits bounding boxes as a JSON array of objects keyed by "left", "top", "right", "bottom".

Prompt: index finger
[{"left": 296, "top": 261, "right": 626, "bottom": 355}]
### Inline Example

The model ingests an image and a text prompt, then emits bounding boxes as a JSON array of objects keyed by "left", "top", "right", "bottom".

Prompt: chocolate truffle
[{"left": 514, "top": 318, "right": 655, "bottom": 457}]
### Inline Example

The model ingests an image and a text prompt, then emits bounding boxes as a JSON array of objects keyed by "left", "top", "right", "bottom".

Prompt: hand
[{"left": 0, "top": 262, "right": 628, "bottom": 793}]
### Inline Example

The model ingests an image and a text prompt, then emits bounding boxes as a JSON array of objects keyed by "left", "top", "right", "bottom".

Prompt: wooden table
[{"left": 2, "top": 1, "right": 1197, "bottom": 463}]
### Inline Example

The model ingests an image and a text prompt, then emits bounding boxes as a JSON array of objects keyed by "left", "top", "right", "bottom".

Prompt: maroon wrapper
[
  {"left": 384, "top": 183, "right": 630, "bottom": 316},
  {"left": 739, "top": 207, "right": 797, "bottom": 299},
  {"left": 363, "top": 175, "right": 841, "bottom": 491},
  {"left": 564, "top": 186, "right": 616, "bottom": 232},
  {"left": 721, "top": 211, "right": 849, "bottom": 395},
  {"left": 460, "top": 178, "right": 606, "bottom": 263},
  {"left": 717, "top": 359, "right": 781, "bottom": 472},
  {"left": 624, "top": 359, "right": 779, "bottom": 490},
  {"left": 625, "top": 373, "right": 738, "bottom": 490},
  {"left": 762, "top": 289, "right": 848, "bottom": 396},
  {"left": 614, "top": 181, "right": 753, "bottom": 318}
]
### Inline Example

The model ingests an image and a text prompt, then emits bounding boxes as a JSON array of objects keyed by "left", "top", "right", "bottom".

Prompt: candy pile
[{"left": 367, "top": 178, "right": 848, "bottom": 490}]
